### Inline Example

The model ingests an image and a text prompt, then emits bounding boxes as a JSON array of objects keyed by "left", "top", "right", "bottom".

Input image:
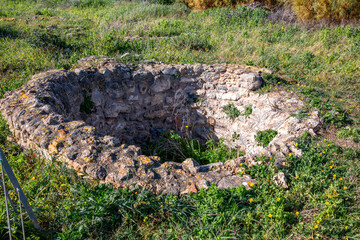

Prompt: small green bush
[
  {"left": 223, "top": 103, "right": 241, "bottom": 119},
  {"left": 254, "top": 129, "right": 278, "bottom": 147},
  {"left": 223, "top": 104, "right": 253, "bottom": 119}
]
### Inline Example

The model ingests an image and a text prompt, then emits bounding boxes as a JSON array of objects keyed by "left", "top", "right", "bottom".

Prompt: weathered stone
[
  {"left": 104, "top": 102, "right": 131, "bottom": 117},
  {"left": 182, "top": 158, "right": 200, "bottom": 174},
  {"left": 162, "top": 67, "right": 179, "bottom": 76},
  {"left": 218, "top": 175, "right": 248, "bottom": 190},
  {"left": 0, "top": 56, "right": 322, "bottom": 195},
  {"left": 239, "top": 73, "right": 263, "bottom": 90},
  {"left": 118, "top": 168, "right": 132, "bottom": 180},
  {"left": 150, "top": 75, "right": 172, "bottom": 93},
  {"left": 272, "top": 172, "right": 288, "bottom": 188}
]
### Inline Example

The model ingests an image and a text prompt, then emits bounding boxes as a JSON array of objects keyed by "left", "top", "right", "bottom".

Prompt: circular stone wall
[{"left": 0, "top": 57, "right": 322, "bottom": 195}]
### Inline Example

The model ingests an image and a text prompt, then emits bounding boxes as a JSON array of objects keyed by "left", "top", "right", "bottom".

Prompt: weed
[
  {"left": 80, "top": 90, "right": 95, "bottom": 114},
  {"left": 223, "top": 103, "right": 241, "bottom": 119},
  {"left": 142, "top": 130, "right": 241, "bottom": 164},
  {"left": 255, "top": 129, "right": 278, "bottom": 147},
  {"left": 231, "top": 131, "right": 240, "bottom": 141},
  {"left": 242, "top": 105, "right": 253, "bottom": 117},
  {"left": 337, "top": 127, "right": 360, "bottom": 143},
  {"left": 291, "top": 108, "right": 310, "bottom": 119}
]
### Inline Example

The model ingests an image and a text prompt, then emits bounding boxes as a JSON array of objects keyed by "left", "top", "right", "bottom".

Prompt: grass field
[{"left": 0, "top": 0, "right": 359, "bottom": 239}]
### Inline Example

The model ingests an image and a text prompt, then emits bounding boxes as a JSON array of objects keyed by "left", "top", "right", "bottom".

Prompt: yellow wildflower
[
  {"left": 268, "top": 213, "right": 272, "bottom": 218},
  {"left": 249, "top": 198, "right": 253, "bottom": 203}
]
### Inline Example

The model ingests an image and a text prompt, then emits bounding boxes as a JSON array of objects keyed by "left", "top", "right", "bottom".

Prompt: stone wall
[{"left": 0, "top": 56, "right": 322, "bottom": 195}]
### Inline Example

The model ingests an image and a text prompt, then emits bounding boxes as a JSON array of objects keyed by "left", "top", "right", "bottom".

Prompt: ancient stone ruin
[{"left": 0, "top": 56, "right": 322, "bottom": 195}]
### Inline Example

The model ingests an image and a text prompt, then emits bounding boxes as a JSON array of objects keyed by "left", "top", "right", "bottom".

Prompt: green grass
[
  {"left": 0, "top": 0, "right": 360, "bottom": 239},
  {"left": 142, "top": 130, "right": 241, "bottom": 164}
]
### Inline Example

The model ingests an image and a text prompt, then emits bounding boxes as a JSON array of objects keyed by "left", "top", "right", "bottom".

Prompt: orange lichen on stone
[{"left": 48, "top": 141, "right": 59, "bottom": 154}]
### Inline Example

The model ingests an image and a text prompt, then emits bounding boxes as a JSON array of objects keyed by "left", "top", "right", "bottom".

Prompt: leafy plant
[
  {"left": 337, "top": 127, "right": 360, "bottom": 143},
  {"left": 80, "top": 90, "right": 95, "bottom": 114},
  {"left": 223, "top": 104, "right": 252, "bottom": 119},
  {"left": 254, "top": 129, "right": 278, "bottom": 147},
  {"left": 242, "top": 105, "right": 253, "bottom": 117},
  {"left": 223, "top": 103, "right": 241, "bottom": 119}
]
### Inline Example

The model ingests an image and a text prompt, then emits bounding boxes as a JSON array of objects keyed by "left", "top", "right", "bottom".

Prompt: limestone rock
[
  {"left": 182, "top": 158, "right": 200, "bottom": 174},
  {"left": 239, "top": 73, "right": 263, "bottom": 90},
  {"left": 218, "top": 175, "right": 252, "bottom": 190},
  {"left": 272, "top": 172, "right": 288, "bottom": 188}
]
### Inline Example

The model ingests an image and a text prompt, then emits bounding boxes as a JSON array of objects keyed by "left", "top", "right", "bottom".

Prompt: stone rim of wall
[{"left": 0, "top": 56, "right": 322, "bottom": 195}]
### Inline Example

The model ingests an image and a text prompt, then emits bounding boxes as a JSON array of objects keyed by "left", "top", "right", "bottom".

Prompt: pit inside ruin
[{"left": 0, "top": 57, "right": 322, "bottom": 194}]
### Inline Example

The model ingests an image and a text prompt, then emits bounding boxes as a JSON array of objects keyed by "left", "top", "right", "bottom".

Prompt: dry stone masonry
[{"left": 0, "top": 57, "right": 322, "bottom": 194}]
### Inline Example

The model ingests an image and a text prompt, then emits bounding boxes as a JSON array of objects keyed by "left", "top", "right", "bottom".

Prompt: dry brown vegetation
[{"left": 181, "top": 0, "right": 360, "bottom": 21}]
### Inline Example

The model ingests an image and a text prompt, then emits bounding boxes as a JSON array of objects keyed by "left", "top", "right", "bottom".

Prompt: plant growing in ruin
[
  {"left": 255, "top": 129, "right": 278, "bottom": 147},
  {"left": 80, "top": 90, "right": 95, "bottom": 114},
  {"left": 223, "top": 103, "right": 241, "bottom": 119}
]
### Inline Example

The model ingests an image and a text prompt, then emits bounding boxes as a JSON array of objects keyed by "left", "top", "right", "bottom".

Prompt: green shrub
[
  {"left": 255, "top": 129, "right": 278, "bottom": 147},
  {"left": 223, "top": 103, "right": 241, "bottom": 119}
]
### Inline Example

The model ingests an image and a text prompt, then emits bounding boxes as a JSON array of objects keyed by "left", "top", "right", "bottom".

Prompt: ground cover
[{"left": 0, "top": 0, "right": 359, "bottom": 239}]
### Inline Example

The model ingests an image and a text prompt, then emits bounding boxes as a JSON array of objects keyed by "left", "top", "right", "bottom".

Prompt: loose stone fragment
[
  {"left": 182, "top": 158, "right": 200, "bottom": 174},
  {"left": 239, "top": 73, "right": 263, "bottom": 90},
  {"left": 218, "top": 175, "right": 255, "bottom": 190},
  {"left": 272, "top": 172, "right": 288, "bottom": 188}
]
